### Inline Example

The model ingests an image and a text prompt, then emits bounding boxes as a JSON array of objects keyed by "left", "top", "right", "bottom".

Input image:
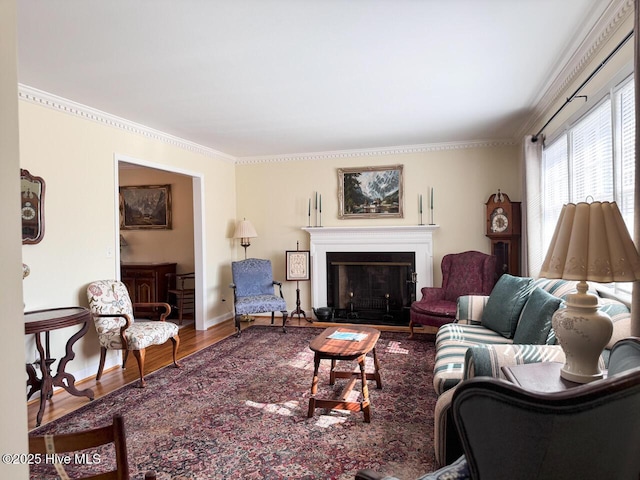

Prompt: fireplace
[
  {"left": 303, "top": 225, "right": 438, "bottom": 325},
  {"left": 326, "top": 251, "right": 416, "bottom": 324}
]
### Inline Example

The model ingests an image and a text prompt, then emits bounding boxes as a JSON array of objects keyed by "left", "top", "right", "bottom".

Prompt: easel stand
[{"left": 290, "top": 281, "right": 310, "bottom": 322}]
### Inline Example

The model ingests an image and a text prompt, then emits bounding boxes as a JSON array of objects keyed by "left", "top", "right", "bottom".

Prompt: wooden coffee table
[{"left": 307, "top": 326, "right": 382, "bottom": 422}]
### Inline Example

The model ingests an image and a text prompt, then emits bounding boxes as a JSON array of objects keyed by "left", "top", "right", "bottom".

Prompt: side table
[
  {"left": 501, "top": 362, "right": 587, "bottom": 393},
  {"left": 25, "top": 307, "right": 95, "bottom": 426}
]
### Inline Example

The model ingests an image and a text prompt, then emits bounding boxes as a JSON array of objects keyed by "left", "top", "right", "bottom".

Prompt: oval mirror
[{"left": 21, "top": 169, "right": 45, "bottom": 244}]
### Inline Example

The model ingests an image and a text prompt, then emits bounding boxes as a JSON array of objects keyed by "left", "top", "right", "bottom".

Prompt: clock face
[
  {"left": 491, "top": 208, "right": 509, "bottom": 233},
  {"left": 22, "top": 203, "right": 36, "bottom": 221}
]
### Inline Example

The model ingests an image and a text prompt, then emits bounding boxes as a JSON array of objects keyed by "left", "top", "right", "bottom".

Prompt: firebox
[{"left": 326, "top": 252, "right": 416, "bottom": 325}]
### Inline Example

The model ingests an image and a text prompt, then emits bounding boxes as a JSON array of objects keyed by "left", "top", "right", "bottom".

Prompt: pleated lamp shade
[
  {"left": 233, "top": 219, "right": 258, "bottom": 241},
  {"left": 539, "top": 201, "right": 640, "bottom": 283}
]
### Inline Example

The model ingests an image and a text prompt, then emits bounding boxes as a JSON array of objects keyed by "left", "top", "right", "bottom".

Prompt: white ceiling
[{"left": 17, "top": 0, "right": 612, "bottom": 159}]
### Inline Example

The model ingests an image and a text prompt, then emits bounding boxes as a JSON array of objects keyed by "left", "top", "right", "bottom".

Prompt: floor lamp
[
  {"left": 234, "top": 218, "right": 257, "bottom": 260},
  {"left": 539, "top": 201, "right": 640, "bottom": 383}
]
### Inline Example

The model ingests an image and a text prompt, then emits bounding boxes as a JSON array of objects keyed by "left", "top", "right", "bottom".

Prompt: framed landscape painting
[
  {"left": 120, "top": 184, "right": 172, "bottom": 230},
  {"left": 338, "top": 164, "right": 403, "bottom": 219}
]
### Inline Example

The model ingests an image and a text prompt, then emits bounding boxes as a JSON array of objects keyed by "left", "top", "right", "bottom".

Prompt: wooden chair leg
[
  {"left": 96, "top": 347, "right": 107, "bottom": 380},
  {"left": 171, "top": 335, "right": 182, "bottom": 368},
  {"left": 122, "top": 349, "right": 130, "bottom": 368},
  {"left": 408, "top": 320, "right": 415, "bottom": 339},
  {"left": 234, "top": 314, "right": 242, "bottom": 337},
  {"left": 132, "top": 349, "right": 146, "bottom": 388},
  {"left": 281, "top": 311, "right": 288, "bottom": 333}
]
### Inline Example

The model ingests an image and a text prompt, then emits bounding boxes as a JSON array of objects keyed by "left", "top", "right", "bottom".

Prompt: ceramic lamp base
[{"left": 552, "top": 282, "right": 613, "bottom": 384}]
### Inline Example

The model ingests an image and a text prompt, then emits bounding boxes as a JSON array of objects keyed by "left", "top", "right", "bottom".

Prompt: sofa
[{"left": 431, "top": 274, "right": 632, "bottom": 467}]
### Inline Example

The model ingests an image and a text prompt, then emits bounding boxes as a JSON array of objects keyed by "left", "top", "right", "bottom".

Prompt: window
[{"left": 542, "top": 75, "right": 635, "bottom": 296}]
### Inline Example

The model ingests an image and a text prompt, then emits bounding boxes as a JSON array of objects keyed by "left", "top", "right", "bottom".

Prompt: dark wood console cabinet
[{"left": 121, "top": 262, "right": 177, "bottom": 307}]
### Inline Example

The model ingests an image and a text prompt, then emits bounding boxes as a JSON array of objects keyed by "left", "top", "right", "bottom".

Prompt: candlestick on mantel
[
  {"left": 419, "top": 194, "right": 424, "bottom": 225},
  {"left": 319, "top": 194, "right": 322, "bottom": 227},
  {"left": 429, "top": 187, "right": 435, "bottom": 225},
  {"left": 308, "top": 198, "right": 311, "bottom": 227}
]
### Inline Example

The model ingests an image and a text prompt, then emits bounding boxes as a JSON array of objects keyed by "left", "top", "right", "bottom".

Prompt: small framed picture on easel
[{"left": 285, "top": 250, "right": 310, "bottom": 281}]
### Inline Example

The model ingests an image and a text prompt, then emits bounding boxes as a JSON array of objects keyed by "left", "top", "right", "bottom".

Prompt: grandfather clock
[{"left": 485, "top": 190, "right": 521, "bottom": 279}]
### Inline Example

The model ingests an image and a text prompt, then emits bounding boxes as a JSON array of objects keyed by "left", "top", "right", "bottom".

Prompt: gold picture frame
[
  {"left": 120, "top": 184, "right": 172, "bottom": 230},
  {"left": 338, "top": 164, "right": 403, "bottom": 219}
]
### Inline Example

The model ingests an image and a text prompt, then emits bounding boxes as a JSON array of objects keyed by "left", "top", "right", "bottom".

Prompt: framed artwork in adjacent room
[
  {"left": 285, "top": 250, "right": 311, "bottom": 281},
  {"left": 338, "top": 164, "right": 403, "bottom": 219},
  {"left": 120, "top": 184, "right": 172, "bottom": 230}
]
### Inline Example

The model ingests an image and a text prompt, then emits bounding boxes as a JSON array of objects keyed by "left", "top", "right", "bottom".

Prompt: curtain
[
  {"left": 633, "top": 0, "right": 640, "bottom": 337},
  {"left": 522, "top": 134, "right": 544, "bottom": 278}
]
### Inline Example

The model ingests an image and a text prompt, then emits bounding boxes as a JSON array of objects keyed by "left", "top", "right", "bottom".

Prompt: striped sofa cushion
[
  {"left": 455, "top": 295, "right": 489, "bottom": 325},
  {"left": 434, "top": 324, "right": 511, "bottom": 395},
  {"left": 532, "top": 278, "right": 579, "bottom": 299},
  {"left": 462, "top": 343, "right": 567, "bottom": 380}
]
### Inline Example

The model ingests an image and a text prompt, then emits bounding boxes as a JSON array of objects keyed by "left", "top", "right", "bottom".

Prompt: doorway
[{"left": 114, "top": 154, "right": 206, "bottom": 330}]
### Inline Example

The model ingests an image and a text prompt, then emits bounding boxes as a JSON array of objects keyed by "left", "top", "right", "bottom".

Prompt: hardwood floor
[{"left": 27, "top": 316, "right": 427, "bottom": 430}]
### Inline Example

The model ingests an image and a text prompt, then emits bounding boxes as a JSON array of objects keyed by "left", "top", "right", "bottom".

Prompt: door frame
[{"left": 113, "top": 153, "right": 207, "bottom": 331}]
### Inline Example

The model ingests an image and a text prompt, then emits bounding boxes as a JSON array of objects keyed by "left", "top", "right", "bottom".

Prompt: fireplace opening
[{"left": 326, "top": 252, "right": 416, "bottom": 325}]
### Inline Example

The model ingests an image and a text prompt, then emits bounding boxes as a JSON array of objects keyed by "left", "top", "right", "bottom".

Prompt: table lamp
[
  {"left": 539, "top": 201, "right": 640, "bottom": 383},
  {"left": 234, "top": 218, "right": 258, "bottom": 259}
]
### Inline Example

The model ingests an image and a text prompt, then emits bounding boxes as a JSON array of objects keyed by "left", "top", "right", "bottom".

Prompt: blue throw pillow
[
  {"left": 482, "top": 274, "right": 533, "bottom": 338},
  {"left": 513, "top": 287, "right": 562, "bottom": 344}
]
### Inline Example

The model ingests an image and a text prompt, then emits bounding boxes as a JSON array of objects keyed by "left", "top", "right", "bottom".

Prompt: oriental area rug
[{"left": 30, "top": 326, "right": 437, "bottom": 480}]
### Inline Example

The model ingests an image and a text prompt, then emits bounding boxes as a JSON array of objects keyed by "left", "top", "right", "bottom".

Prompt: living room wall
[
  {"left": 234, "top": 143, "right": 522, "bottom": 311},
  {"left": 19, "top": 98, "right": 237, "bottom": 382}
]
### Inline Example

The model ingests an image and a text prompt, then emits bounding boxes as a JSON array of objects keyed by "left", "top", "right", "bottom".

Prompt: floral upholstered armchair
[
  {"left": 230, "top": 258, "right": 288, "bottom": 336},
  {"left": 409, "top": 251, "right": 496, "bottom": 337},
  {"left": 87, "top": 280, "right": 181, "bottom": 387}
]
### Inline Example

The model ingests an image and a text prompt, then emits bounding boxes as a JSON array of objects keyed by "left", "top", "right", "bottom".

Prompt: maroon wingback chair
[{"left": 409, "top": 251, "right": 496, "bottom": 337}]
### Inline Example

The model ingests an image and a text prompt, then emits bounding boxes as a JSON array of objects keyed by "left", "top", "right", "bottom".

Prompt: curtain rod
[{"left": 532, "top": 29, "right": 634, "bottom": 142}]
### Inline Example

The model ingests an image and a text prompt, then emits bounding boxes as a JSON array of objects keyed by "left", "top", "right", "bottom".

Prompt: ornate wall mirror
[{"left": 21, "top": 169, "right": 45, "bottom": 244}]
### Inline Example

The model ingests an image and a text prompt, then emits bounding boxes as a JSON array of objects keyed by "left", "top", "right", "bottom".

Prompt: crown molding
[
  {"left": 18, "top": 84, "right": 236, "bottom": 164},
  {"left": 517, "top": 0, "right": 633, "bottom": 139},
  {"left": 236, "top": 139, "right": 517, "bottom": 164}
]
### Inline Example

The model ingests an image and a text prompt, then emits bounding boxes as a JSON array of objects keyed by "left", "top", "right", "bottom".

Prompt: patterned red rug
[{"left": 30, "top": 326, "right": 437, "bottom": 480}]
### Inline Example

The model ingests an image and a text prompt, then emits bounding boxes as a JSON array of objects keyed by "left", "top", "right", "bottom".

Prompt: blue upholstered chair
[{"left": 230, "top": 258, "right": 288, "bottom": 336}]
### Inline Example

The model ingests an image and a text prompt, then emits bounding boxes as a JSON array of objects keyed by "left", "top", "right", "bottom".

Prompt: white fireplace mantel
[{"left": 302, "top": 225, "right": 439, "bottom": 309}]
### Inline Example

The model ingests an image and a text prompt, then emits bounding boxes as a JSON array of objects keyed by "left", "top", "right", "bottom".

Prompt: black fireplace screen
[{"left": 326, "top": 252, "right": 416, "bottom": 325}]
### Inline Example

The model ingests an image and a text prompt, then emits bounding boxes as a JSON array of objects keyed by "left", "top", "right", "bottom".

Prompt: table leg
[
  {"left": 372, "top": 348, "right": 382, "bottom": 389},
  {"left": 53, "top": 321, "right": 95, "bottom": 401},
  {"left": 33, "top": 333, "right": 51, "bottom": 427},
  {"left": 308, "top": 354, "right": 321, "bottom": 418},
  {"left": 359, "top": 355, "right": 371, "bottom": 423},
  {"left": 26, "top": 363, "right": 40, "bottom": 400}
]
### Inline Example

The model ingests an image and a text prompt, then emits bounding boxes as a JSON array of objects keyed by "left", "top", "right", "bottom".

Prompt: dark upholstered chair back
[
  {"left": 453, "top": 338, "right": 640, "bottom": 480},
  {"left": 441, "top": 251, "right": 497, "bottom": 302}
]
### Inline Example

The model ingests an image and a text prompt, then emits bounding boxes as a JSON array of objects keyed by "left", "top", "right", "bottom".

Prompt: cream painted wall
[
  {"left": 119, "top": 166, "right": 195, "bottom": 273},
  {"left": 19, "top": 99, "right": 237, "bottom": 386},
  {"left": 1, "top": 0, "right": 29, "bottom": 477},
  {"left": 235, "top": 144, "right": 521, "bottom": 315}
]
